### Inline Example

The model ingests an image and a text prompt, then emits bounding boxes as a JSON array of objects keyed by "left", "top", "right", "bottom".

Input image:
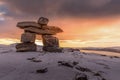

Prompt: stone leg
[
  {"left": 42, "top": 35, "right": 59, "bottom": 47},
  {"left": 42, "top": 35, "right": 62, "bottom": 52},
  {"left": 16, "top": 32, "right": 37, "bottom": 52},
  {"left": 21, "top": 32, "right": 36, "bottom": 43}
]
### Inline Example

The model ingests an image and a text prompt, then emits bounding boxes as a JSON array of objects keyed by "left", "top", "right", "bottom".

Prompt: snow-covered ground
[{"left": 0, "top": 45, "right": 120, "bottom": 80}]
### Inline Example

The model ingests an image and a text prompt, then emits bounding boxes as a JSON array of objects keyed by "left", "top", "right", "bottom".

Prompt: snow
[{"left": 0, "top": 45, "right": 120, "bottom": 80}]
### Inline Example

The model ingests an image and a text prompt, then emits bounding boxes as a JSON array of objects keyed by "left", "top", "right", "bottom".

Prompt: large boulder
[
  {"left": 42, "top": 35, "right": 62, "bottom": 52},
  {"left": 42, "top": 35, "right": 59, "bottom": 47},
  {"left": 16, "top": 43, "right": 37, "bottom": 52},
  {"left": 38, "top": 17, "right": 49, "bottom": 25},
  {"left": 17, "top": 21, "right": 41, "bottom": 29},
  {"left": 21, "top": 32, "right": 36, "bottom": 43}
]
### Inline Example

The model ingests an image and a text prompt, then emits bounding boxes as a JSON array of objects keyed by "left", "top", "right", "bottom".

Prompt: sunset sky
[{"left": 0, "top": 0, "right": 120, "bottom": 47}]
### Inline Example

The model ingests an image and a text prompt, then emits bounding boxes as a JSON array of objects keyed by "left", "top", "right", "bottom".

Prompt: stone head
[{"left": 38, "top": 17, "right": 49, "bottom": 25}]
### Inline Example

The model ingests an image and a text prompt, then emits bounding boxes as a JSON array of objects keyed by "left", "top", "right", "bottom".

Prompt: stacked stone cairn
[{"left": 16, "top": 17, "right": 63, "bottom": 52}]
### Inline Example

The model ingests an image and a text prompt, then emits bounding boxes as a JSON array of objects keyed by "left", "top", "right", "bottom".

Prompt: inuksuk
[{"left": 16, "top": 17, "right": 63, "bottom": 52}]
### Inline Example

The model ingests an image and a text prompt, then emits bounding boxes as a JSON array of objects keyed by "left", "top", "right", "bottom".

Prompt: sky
[{"left": 0, "top": 0, "right": 120, "bottom": 47}]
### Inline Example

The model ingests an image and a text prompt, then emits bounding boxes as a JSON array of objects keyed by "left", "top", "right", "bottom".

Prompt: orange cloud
[{"left": 0, "top": 16, "right": 120, "bottom": 47}]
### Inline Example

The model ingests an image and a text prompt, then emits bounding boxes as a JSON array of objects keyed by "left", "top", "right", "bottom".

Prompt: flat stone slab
[
  {"left": 17, "top": 21, "right": 41, "bottom": 29},
  {"left": 42, "top": 26, "right": 63, "bottom": 33},
  {"left": 16, "top": 43, "right": 37, "bottom": 52},
  {"left": 24, "top": 25, "right": 63, "bottom": 35},
  {"left": 24, "top": 27, "right": 57, "bottom": 35}
]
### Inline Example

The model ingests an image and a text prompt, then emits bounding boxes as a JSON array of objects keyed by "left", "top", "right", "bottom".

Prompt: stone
[
  {"left": 94, "top": 72, "right": 101, "bottom": 76},
  {"left": 16, "top": 43, "right": 37, "bottom": 52},
  {"left": 17, "top": 21, "right": 41, "bottom": 29},
  {"left": 58, "top": 61, "right": 79, "bottom": 68},
  {"left": 42, "top": 25, "right": 63, "bottom": 33},
  {"left": 27, "top": 57, "right": 36, "bottom": 60},
  {"left": 36, "top": 68, "right": 48, "bottom": 73},
  {"left": 38, "top": 17, "right": 49, "bottom": 25},
  {"left": 32, "top": 59, "right": 42, "bottom": 63},
  {"left": 75, "top": 66, "right": 92, "bottom": 72},
  {"left": 24, "top": 27, "right": 56, "bottom": 35},
  {"left": 42, "top": 35, "right": 62, "bottom": 52},
  {"left": 21, "top": 32, "right": 36, "bottom": 43},
  {"left": 74, "top": 73, "right": 88, "bottom": 80},
  {"left": 27, "top": 57, "right": 42, "bottom": 63},
  {"left": 42, "top": 35, "right": 59, "bottom": 47},
  {"left": 43, "top": 46, "right": 62, "bottom": 52}
]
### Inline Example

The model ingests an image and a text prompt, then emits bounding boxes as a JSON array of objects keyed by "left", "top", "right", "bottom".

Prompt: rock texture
[
  {"left": 43, "top": 47, "right": 62, "bottom": 52},
  {"left": 16, "top": 43, "right": 37, "bottom": 52},
  {"left": 24, "top": 27, "right": 56, "bottom": 35},
  {"left": 74, "top": 73, "right": 88, "bottom": 80},
  {"left": 17, "top": 22, "right": 41, "bottom": 29},
  {"left": 38, "top": 17, "right": 49, "bottom": 25},
  {"left": 42, "top": 35, "right": 59, "bottom": 47},
  {"left": 42, "top": 26, "right": 63, "bottom": 33},
  {"left": 42, "top": 35, "right": 62, "bottom": 52},
  {"left": 16, "top": 17, "right": 63, "bottom": 52},
  {"left": 21, "top": 32, "right": 36, "bottom": 43}
]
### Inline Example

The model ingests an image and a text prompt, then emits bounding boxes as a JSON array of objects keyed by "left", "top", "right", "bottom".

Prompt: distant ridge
[{"left": 80, "top": 46, "right": 120, "bottom": 53}]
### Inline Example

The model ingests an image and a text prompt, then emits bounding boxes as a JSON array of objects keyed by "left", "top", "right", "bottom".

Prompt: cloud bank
[{"left": 1, "top": 0, "right": 120, "bottom": 18}]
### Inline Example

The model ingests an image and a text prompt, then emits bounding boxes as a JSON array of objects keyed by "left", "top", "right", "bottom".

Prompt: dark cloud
[
  {"left": 59, "top": 0, "right": 120, "bottom": 17},
  {"left": 0, "top": 4, "right": 19, "bottom": 20},
  {"left": 1, "top": 0, "right": 61, "bottom": 18},
  {"left": 1, "top": 0, "right": 120, "bottom": 18}
]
